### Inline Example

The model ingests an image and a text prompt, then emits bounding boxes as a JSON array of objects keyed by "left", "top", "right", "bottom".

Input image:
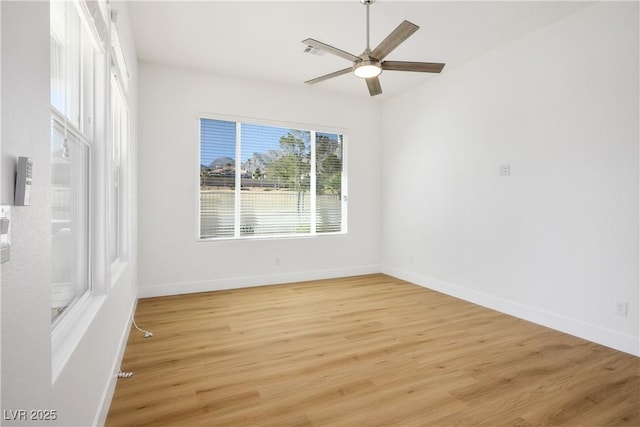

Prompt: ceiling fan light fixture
[{"left": 353, "top": 60, "right": 382, "bottom": 79}]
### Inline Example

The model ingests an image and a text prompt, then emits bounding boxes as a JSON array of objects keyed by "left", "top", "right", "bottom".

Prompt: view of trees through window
[{"left": 200, "top": 118, "right": 346, "bottom": 239}]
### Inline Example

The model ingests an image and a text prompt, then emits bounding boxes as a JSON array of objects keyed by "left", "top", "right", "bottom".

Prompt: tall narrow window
[
  {"left": 109, "top": 77, "right": 128, "bottom": 264},
  {"left": 50, "top": 0, "right": 98, "bottom": 323},
  {"left": 108, "top": 21, "right": 131, "bottom": 271},
  {"left": 199, "top": 118, "right": 347, "bottom": 239}
]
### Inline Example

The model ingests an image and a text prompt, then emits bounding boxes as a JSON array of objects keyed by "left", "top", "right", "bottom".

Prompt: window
[
  {"left": 109, "top": 77, "right": 128, "bottom": 264},
  {"left": 109, "top": 23, "right": 130, "bottom": 268},
  {"left": 199, "top": 118, "right": 346, "bottom": 239},
  {"left": 50, "top": 115, "right": 91, "bottom": 322},
  {"left": 50, "top": 0, "right": 99, "bottom": 324}
]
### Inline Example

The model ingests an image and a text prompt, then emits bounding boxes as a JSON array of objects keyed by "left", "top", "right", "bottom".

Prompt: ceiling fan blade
[
  {"left": 302, "top": 38, "right": 361, "bottom": 63},
  {"left": 382, "top": 61, "right": 445, "bottom": 73},
  {"left": 370, "top": 20, "right": 419, "bottom": 61},
  {"left": 366, "top": 77, "right": 382, "bottom": 97},
  {"left": 304, "top": 67, "right": 352, "bottom": 85}
]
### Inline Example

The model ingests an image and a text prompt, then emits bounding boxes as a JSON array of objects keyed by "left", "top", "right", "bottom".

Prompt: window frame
[
  {"left": 107, "top": 18, "right": 131, "bottom": 282},
  {"left": 50, "top": 0, "right": 100, "bottom": 328},
  {"left": 196, "top": 113, "right": 348, "bottom": 241},
  {"left": 49, "top": 0, "right": 111, "bottom": 382},
  {"left": 109, "top": 72, "right": 130, "bottom": 277},
  {"left": 50, "top": 109, "right": 93, "bottom": 328}
]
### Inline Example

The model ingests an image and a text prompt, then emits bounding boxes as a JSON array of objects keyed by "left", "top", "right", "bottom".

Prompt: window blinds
[{"left": 200, "top": 118, "right": 345, "bottom": 239}]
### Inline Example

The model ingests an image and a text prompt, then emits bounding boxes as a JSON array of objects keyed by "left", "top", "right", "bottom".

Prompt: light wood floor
[{"left": 107, "top": 274, "right": 639, "bottom": 426}]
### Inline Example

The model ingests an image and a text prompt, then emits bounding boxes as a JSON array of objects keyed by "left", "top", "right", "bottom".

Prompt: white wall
[
  {"left": 137, "top": 63, "right": 382, "bottom": 297},
  {"left": 0, "top": 2, "right": 139, "bottom": 425},
  {"left": 381, "top": 2, "right": 639, "bottom": 356},
  {"left": 1, "top": 3, "right": 52, "bottom": 418}
]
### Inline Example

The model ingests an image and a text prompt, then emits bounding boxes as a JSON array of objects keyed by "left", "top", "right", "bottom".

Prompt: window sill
[
  {"left": 197, "top": 230, "right": 347, "bottom": 243},
  {"left": 51, "top": 293, "right": 106, "bottom": 383}
]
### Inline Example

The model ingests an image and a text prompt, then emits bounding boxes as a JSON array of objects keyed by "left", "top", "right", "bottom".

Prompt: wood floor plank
[{"left": 107, "top": 274, "right": 639, "bottom": 426}]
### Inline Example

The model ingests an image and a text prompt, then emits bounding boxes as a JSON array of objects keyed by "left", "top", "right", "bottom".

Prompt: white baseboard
[
  {"left": 138, "top": 264, "right": 381, "bottom": 298},
  {"left": 138, "top": 264, "right": 639, "bottom": 356},
  {"left": 94, "top": 293, "right": 138, "bottom": 427},
  {"left": 382, "top": 265, "right": 639, "bottom": 357}
]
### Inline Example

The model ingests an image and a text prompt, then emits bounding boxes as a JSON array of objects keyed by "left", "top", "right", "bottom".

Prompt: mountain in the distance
[
  {"left": 241, "top": 150, "right": 281, "bottom": 172},
  {"left": 205, "top": 148, "right": 303, "bottom": 174},
  {"left": 208, "top": 157, "right": 235, "bottom": 170}
]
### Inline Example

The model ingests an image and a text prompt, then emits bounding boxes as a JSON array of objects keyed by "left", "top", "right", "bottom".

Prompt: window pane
[
  {"left": 50, "top": 1, "right": 66, "bottom": 113},
  {"left": 316, "top": 133, "right": 343, "bottom": 233},
  {"left": 51, "top": 121, "right": 90, "bottom": 323},
  {"left": 50, "top": 35, "right": 66, "bottom": 112},
  {"left": 49, "top": 0, "right": 82, "bottom": 127},
  {"left": 110, "top": 84, "right": 121, "bottom": 262},
  {"left": 199, "top": 118, "right": 344, "bottom": 239},
  {"left": 66, "top": 3, "right": 81, "bottom": 129},
  {"left": 241, "top": 125, "right": 311, "bottom": 236},
  {"left": 109, "top": 80, "right": 130, "bottom": 264},
  {"left": 81, "top": 25, "right": 95, "bottom": 139},
  {"left": 200, "top": 119, "right": 236, "bottom": 238}
]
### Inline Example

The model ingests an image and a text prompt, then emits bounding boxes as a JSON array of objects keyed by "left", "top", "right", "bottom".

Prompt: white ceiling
[{"left": 127, "top": 1, "right": 593, "bottom": 100}]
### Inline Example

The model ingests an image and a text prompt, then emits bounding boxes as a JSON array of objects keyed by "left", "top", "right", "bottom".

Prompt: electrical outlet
[
  {"left": 409, "top": 255, "right": 414, "bottom": 265},
  {"left": 499, "top": 164, "right": 511, "bottom": 176},
  {"left": 275, "top": 257, "right": 280, "bottom": 266},
  {"left": 615, "top": 301, "right": 628, "bottom": 317}
]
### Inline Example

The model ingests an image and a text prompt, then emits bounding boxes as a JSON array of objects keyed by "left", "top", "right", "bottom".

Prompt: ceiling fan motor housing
[{"left": 353, "top": 58, "right": 382, "bottom": 78}]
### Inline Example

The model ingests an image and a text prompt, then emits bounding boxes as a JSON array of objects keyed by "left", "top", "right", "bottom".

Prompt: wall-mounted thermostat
[{"left": 15, "top": 156, "right": 33, "bottom": 206}]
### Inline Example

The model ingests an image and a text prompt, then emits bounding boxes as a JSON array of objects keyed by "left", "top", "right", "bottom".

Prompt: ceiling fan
[{"left": 302, "top": 0, "right": 445, "bottom": 97}]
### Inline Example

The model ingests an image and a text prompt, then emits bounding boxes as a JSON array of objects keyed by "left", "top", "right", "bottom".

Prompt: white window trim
[
  {"left": 196, "top": 113, "right": 349, "bottom": 241},
  {"left": 50, "top": 106, "right": 94, "bottom": 316},
  {"left": 110, "top": 23, "right": 130, "bottom": 91},
  {"left": 50, "top": 0, "right": 113, "bottom": 381},
  {"left": 109, "top": 73, "right": 130, "bottom": 281},
  {"left": 50, "top": 105, "right": 106, "bottom": 382},
  {"left": 108, "top": 9, "right": 131, "bottom": 283}
]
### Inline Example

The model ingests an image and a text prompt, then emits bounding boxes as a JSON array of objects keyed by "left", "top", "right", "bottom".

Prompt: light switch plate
[
  {"left": 0, "top": 245, "right": 9, "bottom": 264},
  {"left": 0, "top": 205, "right": 10, "bottom": 263}
]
